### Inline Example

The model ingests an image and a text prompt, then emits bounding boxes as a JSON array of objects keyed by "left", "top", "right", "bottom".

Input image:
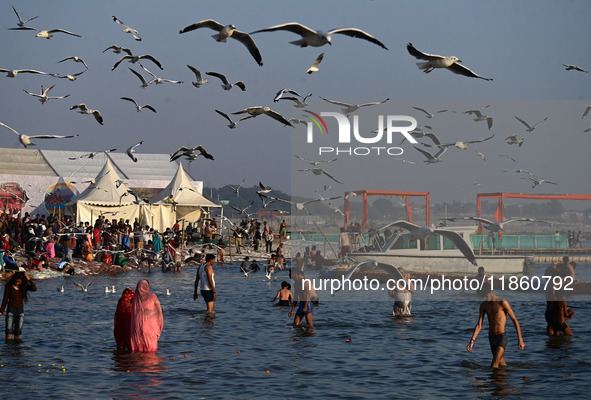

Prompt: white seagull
[
  {"left": 128, "top": 67, "right": 152, "bottom": 89},
  {"left": 251, "top": 22, "right": 388, "bottom": 49},
  {"left": 120, "top": 97, "right": 156, "bottom": 113},
  {"left": 126, "top": 141, "right": 144, "bottom": 162},
  {"left": 57, "top": 56, "right": 89, "bottom": 69},
  {"left": 562, "top": 64, "right": 588, "bottom": 73},
  {"left": 257, "top": 182, "right": 272, "bottom": 195},
  {"left": 521, "top": 176, "right": 558, "bottom": 189},
  {"left": 412, "top": 107, "right": 448, "bottom": 118},
  {"left": 0, "top": 121, "right": 78, "bottom": 148},
  {"left": 319, "top": 97, "right": 389, "bottom": 117},
  {"left": 10, "top": 6, "right": 39, "bottom": 29},
  {"left": 514, "top": 116, "right": 548, "bottom": 132},
  {"left": 102, "top": 45, "right": 132, "bottom": 55},
  {"left": 205, "top": 71, "right": 246, "bottom": 91},
  {"left": 307, "top": 53, "right": 324, "bottom": 74},
  {"left": 179, "top": 20, "right": 263, "bottom": 66},
  {"left": 294, "top": 154, "right": 338, "bottom": 166},
  {"left": 215, "top": 109, "right": 249, "bottom": 129},
  {"left": 170, "top": 145, "right": 214, "bottom": 161},
  {"left": 438, "top": 134, "right": 494, "bottom": 150},
  {"left": 112, "top": 16, "right": 141, "bottom": 41},
  {"left": 232, "top": 106, "right": 292, "bottom": 126},
  {"left": 187, "top": 65, "right": 208, "bottom": 87},
  {"left": 0, "top": 68, "right": 55, "bottom": 78},
  {"left": 414, "top": 145, "right": 448, "bottom": 164},
  {"left": 23, "top": 84, "right": 70, "bottom": 104},
  {"left": 35, "top": 28, "right": 82, "bottom": 39},
  {"left": 274, "top": 88, "right": 306, "bottom": 102},
  {"left": 140, "top": 64, "right": 182, "bottom": 85},
  {"left": 297, "top": 168, "right": 343, "bottom": 184},
  {"left": 56, "top": 70, "right": 86, "bottom": 81},
  {"left": 449, "top": 217, "right": 541, "bottom": 233},
  {"left": 69, "top": 148, "right": 116, "bottom": 160},
  {"left": 225, "top": 178, "right": 246, "bottom": 197},
  {"left": 70, "top": 103, "right": 104, "bottom": 125},
  {"left": 463, "top": 110, "right": 493, "bottom": 130},
  {"left": 406, "top": 43, "right": 492, "bottom": 81},
  {"left": 73, "top": 282, "right": 92, "bottom": 292},
  {"left": 505, "top": 134, "right": 525, "bottom": 147},
  {"left": 112, "top": 54, "right": 162, "bottom": 70}
]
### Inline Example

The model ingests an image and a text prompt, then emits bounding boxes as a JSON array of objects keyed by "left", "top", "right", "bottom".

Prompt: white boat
[{"left": 348, "top": 226, "right": 534, "bottom": 275}]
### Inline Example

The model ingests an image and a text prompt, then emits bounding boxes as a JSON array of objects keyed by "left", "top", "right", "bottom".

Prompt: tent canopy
[{"left": 151, "top": 163, "right": 220, "bottom": 208}]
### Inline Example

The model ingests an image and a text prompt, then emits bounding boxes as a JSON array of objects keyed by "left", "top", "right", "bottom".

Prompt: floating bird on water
[
  {"left": 412, "top": 107, "right": 448, "bottom": 119},
  {"left": 251, "top": 22, "right": 388, "bottom": 49},
  {"left": 0, "top": 121, "right": 78, "bottom": 148},
  {"left": 128, "top": 67, "right": 152, "bottom": 89},
  {"left": 57, "top": 285, "right": 64, "bottom": 293},
  {"left": 23, "top": 84, "right": 70, "bottom": 104},
  {"left": 70, "top": 104, "right": 104, "bottom": 125},
  {"left": 57, "top": 56, "right": 89, "bottom": 69},
  {"left": 187, "top": 65, "right": 208, "bottom": 87},
  {"left": 307, "top": 53, "right": 324, "bottom": 74},
  {"left": 206, "top": 71, "right": 246, "bottom": 91},
  {"left": 121, "top": 97, "right": 156, "bottom": 113},
  {"left": 112, "top": 16, "right": 141, "bottom": 41},
  {"left": 514, "top": 116, "right": 548, "bottom": 133},
  {"left": 406, "top": 43, "right": 492, "bottom": 81},
  {"left": 74, "top": 282, "right": 92, "bottom": 292},
  {"left": 166, "top": 289, "right": 171, "bottom": 296},
  {"left": 140, "top": 64, "right": 182, "bottom": 85},
  {"left": 170, "top": 145, "right": 214, "bottom": 161},
  {"left": 505, "top": 134, "right": 525, "bottom": 147},
  {"left": 179, "top": 19, "right": 263, "bottom": 66},
  {"left": 34, "top": 28, "right": 82, "bottom": 39},
  {"left": 319, "top": 97, "right": 389, "bottom": 117},
  {"left": 562, "top": 64, "right": 588, "bottom": 73},
  {"left": 0, "top": 68, "right": 55, "bottom": 78},
  {"left": 232, "top": 106, "right": 292, "bottom": 126},
  {"left": 126, "top": 141, "right": 144, "bottom": 162},
  {"left": 297, "top": 168, "right": 342, "bottom": 184},
  {"left": 414, "top": 145, "right": 448, "bottom": 164}
]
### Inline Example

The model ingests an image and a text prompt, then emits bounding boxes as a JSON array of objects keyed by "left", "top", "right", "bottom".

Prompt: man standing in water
[
  {"left": 467, "top": 284, "right": 525, "bottom": 368},
  {"left": 194, "top": 254, "right": 216, "bottom": 314}
]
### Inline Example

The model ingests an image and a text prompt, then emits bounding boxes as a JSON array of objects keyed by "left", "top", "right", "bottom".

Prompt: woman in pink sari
[{"left": 130, "top": 279, "right": 163, "bottom": 352}]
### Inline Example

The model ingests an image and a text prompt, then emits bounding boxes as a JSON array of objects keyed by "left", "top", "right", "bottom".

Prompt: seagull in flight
[
  {"left": 319, "top": 97, "right": 389, "bottom": 117},
  {"left": 294, "top": 154, "right": 338, "bottom": 166},
  {"left": 412, "top": 107, "right": 448, "bottom": 119},
  {"left": 34, "top": 28, "right": 82, "bottom": 39},
  {"left": 505, "top": 134, "right": 525, "bottom": 147},
  {"left": 463, "top": 110, "right": 493, "bottom": 130},
  {"left": 10, "top": 6, "right": 38, "bottom": 29},
  {"left": 0, "top": 121, "right": 78, "bottom": 148},
  {"left": 562, "top": 64, "right": 588, "bottom": 73},
  {"left": 70, "top": 104, "right": 104, "bottom": 125},
  {"left": 55, "top": 70, "right": 86, "bottom": 81},
  {"left": 438, "top": 134, "right": 494, "bottom": 150},
  {"left": 274, "top": 88, "right": 308, "bottom": 102},
  {"left": 120, "top": 97, "right": 156, "bottom": 113},
  {"left": 128, "top": 67, "right": 152, "bottom": 88},
  {"left": 140, "top": 64, "right": 183, "bottom": 85},
  {"left": 230, "top": 203, "right": 254, "bottom": 217},
  {"left": 448, "top": 217, "right": 542, "bottom": 233},
  {"left": 126, "top": 141, "right": 144, "bottom": 162},
  {"left": 514, "top": 116, "right": 548, "bottom": 132},
  {"left": 297, "top": 168, "right": 343, "bottom": 184},
  {"left": 179, "top": 20, "right": 263, "bottom": 66},
  {"left": 391, "top": 157, "right": 416, "bottom": 164},
  {"left": 23, "top": 84, "right": 70, "bottom": 104},
  {"left": 521, "top": 176, "right": 557, "bottom": 189},
  {"left": 57, "top": 56, "right": 89, "bottom": 69},
  {"left": 225, "top": 178, "right": 246, "bottom": 197},
  {"left": 232, "top": 106, "right": 292, "bottom": 126},
  {"left": 112, "top": 16, "right": 141, "bottom": 41},
  {"left": 498, "top": 154, "right": 517, "bottom": 162},
  {"left": 259, "top": 194, "right": 328, "bottom": 213},
  {"left": 406, "top": 43, "right": 492, "bottom": 81},
  {"left": 68, "top": 149, "right": 116, "bottom": 160},
  {"left": 170, "top": 145, "right": 214, "bottom": 161},
  {"left": 187, "top": 65, "right": 208, "bottom": 87},
  {"left": 215, "top": 110, "right": 249, "bottom": 129},
  {"left": 414, "top": 145, "right": 448, "bottom": 164},
  {"left": 73, "top": 282, "right": 92, "bottom": 292},
  {"left": 0, "top": 68, "right": 55, "bottom": 78},
  {"left": 205, "top": 71, "right": 246, "bottom": 91},
  {"left": 102, "top": 45, "right": 132, "bottom": 55},
  {"left": 112, "top": 53, "right": 163, "bottom": 71},
  {"left": 307, "top": 53, "right": 324, "bottom": 74},
  {"left": 250, "top": 22, "right": 388, "bottom": 49},
  {"left": 257, "top": 182, "right": 272, "bottom": 195}
]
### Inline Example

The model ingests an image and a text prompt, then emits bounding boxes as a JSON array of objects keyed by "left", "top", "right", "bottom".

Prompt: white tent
[
  {"left": 66, "top": 159, "right": 142, "bottom": 224},
  {"left": 150, "top": 163, "right": 221, "bottom": 225}
]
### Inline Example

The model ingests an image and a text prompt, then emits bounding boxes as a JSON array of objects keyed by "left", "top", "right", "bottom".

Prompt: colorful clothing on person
[
  {"left": 130, "top": 280, "right": 163, "bottom": 352},
  {"left": 114, "top": 288, "right": 134, "bottom": 351}
]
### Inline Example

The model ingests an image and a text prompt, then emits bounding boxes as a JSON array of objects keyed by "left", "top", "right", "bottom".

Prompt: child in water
[{"left": 272, "top": 281, "right": 293, "bottom": 306}]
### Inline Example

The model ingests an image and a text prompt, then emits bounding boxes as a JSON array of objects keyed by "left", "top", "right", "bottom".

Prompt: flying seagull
[
  {"left": 232, "top": 106, "right": 292, "bottom": 126},
  {"left": 406, "top": 43, "right": 492, "bottom": 81},
  {"left": 438, "top": 134, "right": 494, "bottom": 150},
  {"left": 0, "top": 68, "right": 55, "bottom": 78},
  {"left": 70, "top": 103, "right": 104, "bottom": 125},
  {"left": 205, "top": 71, "right": 246, "bottom": 91},
  {"left": 412, "top": 107, "right": 448, "bottom": 118},
  {"left": 319, "top": 97, "right": 389, "bottom": 117},
  {"left": 73, "top": 282, "right": 92, "bottom": 292},
  {"left": 562, "top": 64, "right": 588, "bottom": 73},
  {"left": 257, "top": 182, "right": 272, "bottom": 195},
  {"left": 57, "top": 56, "right": 89, "bottom": 69},
  {"left": 215, "top": 109, "right": 249, "bottom": 129},
  {"left": 187, "top": 65, "right": 208, "bottom": 87},
  {"left": 140, "top": 64, "right": 182, "bottom": 84},
  {"left": 259, "top": 194, "right": 329, "bottom": 213},
  {"left": 498, "top": 154, "right": 517, "bottom": 162},
  {"left": 126, "top": 141, "right": 144, "bottom": 162},
  {"left": 514, "top": 116, "right": 548, "bottom": 132},
  {"left": 297, "top": 168, "right": 343, "bottom": 184},
  {"left": 505, "top": 134, "right": 525, "bottom": 147},
  {"left": 521, "top": 176, "right": 558, "bottom": 189},
  {"left": 0, "top": 121, "right": 78, "bottom": 148},
  {"left": 448, "top": 217, "right": 542, "bottom": 233},
  {"left": 225, "top": 178, "right": 246, "bottom": 197},
  {"left": 34, "top": 28, "right": 82, "bottom": 39},
  {"left": 274, "top": 88, "right": 306, "bottom": 102},
  {"left": 69, "top": 149, "right": 116, "bottom": 160},
  {"left": 294, "top": 154, "right": 338, "bottom": 166},
  {"left": 112, "top": 53, "right": 163, "bottom": 70},
  {"left": 179, "top": 19, "right": 263, "bottom": 66},
  {"left": 463, "top": 110, "right": 493, "bottom": 130},
  {"left": 414, "top": 145, "right": 448, "bottom": 164},
  {"left": 390, "top": 157, "right": 416, "bottom": 165},
  {"left": 120, "top": 97, "right": 156, "bottom": 113},
  {"left": 128, "top": 67, "right": 152, "bottom": 88},
  {"left": 10, "top": 5, "right": 38, "bottom": 29},
  {"left": 112, "top": 16, "right": 141, "bottom": 41},
  {"left": 55, "top": 70, "right": 86, "bottom": 81},
  {"left": 307, "top": 53, "right": 324, "bottom": 74},
  {"left": 102, "top": 45, "right": 132, "bottom": 55},
  {"left": 23, "top": 84, "right": 70, "bottom": 104},
  {"left": 251, "top": 22, "right": 388, "bottom": 49},
  {"left": 170, "top": 145, "right": 214, "bottom": 161}
]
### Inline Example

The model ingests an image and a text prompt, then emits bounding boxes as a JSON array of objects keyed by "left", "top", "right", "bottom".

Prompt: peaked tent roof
[
  {"left": 72, "top": 159, "right": 137, "bottom": 206},
  {"left": 150, "top": 163, "right": 220, "bottom": 208}
]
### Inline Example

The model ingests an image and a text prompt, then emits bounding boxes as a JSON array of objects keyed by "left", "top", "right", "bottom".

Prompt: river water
[{"left": 1, "top": 262, "right": 590, "bottom": 399}]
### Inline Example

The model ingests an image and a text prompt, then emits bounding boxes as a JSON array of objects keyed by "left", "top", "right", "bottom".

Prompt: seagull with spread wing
[
  {"left": 70, "top": 104, "right": 104, "bottom": 125},
  {"left": 232, "top": 106, "right": 292, "bottom": 126},
  {"left": 463, "top": 110, "right": 493, "bottom": 130},
  {"left": 170, "top": 145, "right": 214, "bottom": 161},
  {"left": 406, "top": 43, "right": 492, "bottom": 81},
  {"left": 57, "top": 56, "right": 89, "bottom": 69},
  {"left": 23, "top": 84, "right": 70, "bottom": 104},
  {"left": 34, "top": 28, "right": 82, "bottom": 39},
  {"left": 112, "top": 16, "right": 141, "bottom": 41},
  {"left": 140, "top": 64, "right": 182, "bottom": 85},
  {"left": 297, "top": 168, "right": 343, "bottom": 184},
  {"left": 187, "top": 65, "right": 208, "bottom": 87},
  {"left": 55, "top": 70, "right": 86, "bottom": 81},
  {"left": 180, "top": 19, "right": 263, "bottom": 66},
  {"left": 0, "top": 68, "right": 55, "bottom": 78},
  {"left": 562, "top": 64, "right": 588, "bottom": 73},
  {"left": 120, "top": 97, "right": 156, "bottom": 113},
  {"left": 128, "top": 67, "right": 152, "bottom": 88},
  {"left": 225, "top": 178, "right": 246, "bottom": 197},
  {"left": 438, "top": 134, "right": 494, "bottom": 150},
  {"left": 206, "top": 71, "right": 246, "bottom": 91},
  {"left": 505, "top": 134, "right": 525, "bottom": 147},
  {"left": 294, "top": 154, "right": 338, "bottom": 166},
  {"left": 112, "top": 53, "right": 162, "bottom": 71},
  {"left": 320, "top": 97, "right": 389, "bottom": 117},
  {"left": 448, "top": 216, "right": 545, "bottom": 233},
  {"left": 307, "top": 53, "right": 324, "bottom": 74},
  {"left": 412, "top": 107, "right": 448, "bottom": 119},
  {"left": 126, "top": 141, "right": 144, "bottom": 162},
  {"left": 215, "top": 110, "right": 249, "bottom": 129},
  {"left": 10, "top": 6, "right": 38, "bottom": 29},
  {"left": 414, "top": 145, "right": 448, "bottom": 164},
  {"left": 0, "top": 121, "right": 78, "bottom": 148},
  {"left": 514, "top": 116, "right": 548, "bottom": 132}
]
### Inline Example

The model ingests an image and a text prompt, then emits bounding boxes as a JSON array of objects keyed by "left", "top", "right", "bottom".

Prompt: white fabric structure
[{"left": 150, "top": 163, "right": 221, "bottom": 224}]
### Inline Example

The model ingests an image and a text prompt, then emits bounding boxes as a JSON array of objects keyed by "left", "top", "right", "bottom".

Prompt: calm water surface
[{"left": 1, "top": 263, "right": 590, "bottom": 399}]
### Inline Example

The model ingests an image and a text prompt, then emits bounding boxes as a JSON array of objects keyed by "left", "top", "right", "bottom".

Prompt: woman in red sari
[
  {"left": 130, "top": 280, "right": 163, "bottom": 352},
  {"left": 114, "top": 288, "right": 134, "bottom": 351}
]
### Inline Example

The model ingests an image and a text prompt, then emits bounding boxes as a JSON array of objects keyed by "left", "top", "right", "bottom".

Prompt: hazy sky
[{"left": 1, "top": 0, "right": 590, "bottom": 209}]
